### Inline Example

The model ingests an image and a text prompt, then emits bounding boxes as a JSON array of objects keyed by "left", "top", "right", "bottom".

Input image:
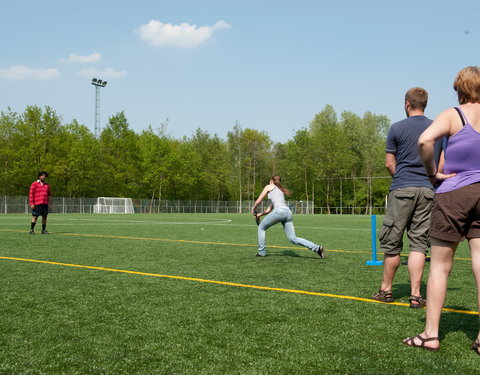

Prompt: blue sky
[{"left": 1, "top": 0, "right": 479, "bottom": 142}]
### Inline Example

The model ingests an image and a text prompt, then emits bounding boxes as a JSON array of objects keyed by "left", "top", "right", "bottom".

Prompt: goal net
[{"left": 93, "top": 197, "right": 134, "bottom": 214}]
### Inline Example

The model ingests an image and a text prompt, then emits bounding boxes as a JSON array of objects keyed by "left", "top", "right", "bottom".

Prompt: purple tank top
[{"left": 436, "top": 107, "right": 480, "bottom": 193}]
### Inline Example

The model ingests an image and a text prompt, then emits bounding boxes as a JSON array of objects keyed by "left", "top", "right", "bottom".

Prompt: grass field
[{"left": 0, "top": 213, "right": 478, "bottom": 374}]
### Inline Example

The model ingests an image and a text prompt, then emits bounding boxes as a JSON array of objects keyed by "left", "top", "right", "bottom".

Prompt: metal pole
[
  {"left": 238, "top": 136, "right": 242, "bottom": 213},
  {"left": 340, "top": 179, "right": 343, "bottom": 215},
  {"left": 366, "top": 215, "right": 383, "bottom": 266},
  {"left": 91, "top": 78, "right": 107, "bottom": 138},
  {"left": 94, "top": 85, "right": 100, "bottom": 137}
]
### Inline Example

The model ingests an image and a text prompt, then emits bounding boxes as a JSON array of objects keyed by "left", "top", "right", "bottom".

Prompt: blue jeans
[{"left": 257, "top": 207, "right": 320, "bottom": 256}]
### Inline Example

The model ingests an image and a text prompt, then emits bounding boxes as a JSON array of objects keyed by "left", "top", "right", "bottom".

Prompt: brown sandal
[
  {"left": 409, "top": 295, "right": 426, "bottom": 309},
  {"left": 472, "top": 339, "right": 480, "bottom": 355},
  {"left": 403, "top": 334, "right": 439, "bottom": 352},
  {"left": 372, "top": 289, "right": 394, "bottom": 303}
]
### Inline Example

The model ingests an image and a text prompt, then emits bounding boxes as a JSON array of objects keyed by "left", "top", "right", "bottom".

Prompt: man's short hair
[
  {"left": 405, "top": 87, "right": 428, "bottom": 111},
  {"left": 454, "top": 66, "right": 480, "bottom": 104},
  {"left": 38, "top": 171, "right": 48, "bottom": 178}
]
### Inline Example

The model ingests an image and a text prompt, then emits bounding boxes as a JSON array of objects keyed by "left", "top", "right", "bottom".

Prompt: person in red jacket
[{"left": 29, "top": 171, "right": 51, "bottom": 235}]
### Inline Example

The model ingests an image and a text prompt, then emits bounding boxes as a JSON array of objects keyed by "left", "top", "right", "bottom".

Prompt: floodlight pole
[{"left": 91, "top": 78, "right": 107, "bottom": 137}]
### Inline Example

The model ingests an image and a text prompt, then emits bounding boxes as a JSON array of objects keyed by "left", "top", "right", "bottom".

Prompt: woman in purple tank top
[{"left": 404, "top": 66, "right": 480, "bottom": 354}]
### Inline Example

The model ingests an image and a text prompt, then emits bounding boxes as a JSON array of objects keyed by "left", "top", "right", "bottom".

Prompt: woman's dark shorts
[
  {"left": 32, "top": 204, "right": 49, "bottom": 217},
  {"left": 430, "top": 183, "right": 480, "bottom": 242}
]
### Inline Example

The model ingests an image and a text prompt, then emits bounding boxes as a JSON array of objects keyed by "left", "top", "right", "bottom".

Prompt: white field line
[{"left": 0, "top": 216, "right": 370, "bottom": 230}]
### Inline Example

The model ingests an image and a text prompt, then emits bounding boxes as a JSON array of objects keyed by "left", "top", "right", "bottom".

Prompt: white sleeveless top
[{"left": 267, "top": 186, "right": 288, "bottom": 208}]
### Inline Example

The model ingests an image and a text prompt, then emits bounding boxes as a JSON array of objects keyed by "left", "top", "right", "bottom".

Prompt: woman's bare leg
[
  {"left": 469, "top": 238, "right": 480, "bottom": 351},
  {"left": 404, "top": 237, "right": 457, "bottom": 350}
]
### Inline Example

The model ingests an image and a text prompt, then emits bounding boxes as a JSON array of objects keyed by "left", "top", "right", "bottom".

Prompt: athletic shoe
[
  {"left": 41, "top": 230, "right": 49, "bottom": 234},
  {"left": 29, "top": 230, "right": 35, "bottom": 235},
  {"left": 255, "top": 253, "right": 266, "bottom": 257},
  {"left": 316, "top": 245, "right": 325, "bottom": 259}
]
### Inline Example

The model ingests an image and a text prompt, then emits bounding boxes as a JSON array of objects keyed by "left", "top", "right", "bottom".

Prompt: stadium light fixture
[{"left": 91, "top": 77, "right": 108, "bottom": 137}]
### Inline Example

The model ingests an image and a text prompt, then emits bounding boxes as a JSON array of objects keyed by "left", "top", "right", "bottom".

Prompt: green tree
[
  {"left": 0, "top": 103, "right": 394, "bottom": 211},
  {"left": 341, "top": 111, "right": 389, "bottom": 211},
  {"left": 137, "top": 125, "right": 173, "bottom": 205},
  {"left": 241, "top": 128, "right": 273, "bottom": 201},
  {"left": 99, "top": 112, "right": 141, "bottom": 196},
  {"left": 226, "top": 123, "right": 244, "bottom": 205},
  {"left": 189, "top": 128, "right": 230, "bottom": 201},
  {"left": 9, "top": 106, "right": 63, "bottom": 195},
  {"left": 282, "top": 129, "right": 315, "bottom": 202},
  {"left": 310, "top": 105, "right": 354, "bottom": 212},
  {"left": 58, "top": 121, "right": 99, "bottom": 197},
  {"left": 0, "top": 109, "right": 18, "bottom": 195},
  {"left": 227, "top": 124, "right": 274, "bottom": 205},
  {"left": 162, "top": 138, "right": 201, "bottom": 200}
]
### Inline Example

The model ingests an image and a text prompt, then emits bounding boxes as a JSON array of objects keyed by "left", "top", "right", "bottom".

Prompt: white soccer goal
[{"left": 93, "top": 197, "right": 135, "bottom": 214}]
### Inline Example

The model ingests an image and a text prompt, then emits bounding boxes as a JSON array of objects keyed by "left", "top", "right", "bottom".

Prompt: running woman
[{"left": 251, "top": 175, "right": 325, "bottom": 258}]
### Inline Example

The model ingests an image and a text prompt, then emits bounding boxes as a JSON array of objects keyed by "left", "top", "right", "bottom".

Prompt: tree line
[{"left": 0, "top": 105, "right": 391, "bottom": 212}]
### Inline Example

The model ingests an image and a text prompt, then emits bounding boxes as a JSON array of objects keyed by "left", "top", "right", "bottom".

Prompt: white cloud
[
  {"left": 59, "top": 52, "right": 102, "bottom": 63},
  {"left": 135, "top": 19, "right": 231, "bottom": 48},
  {"left": 211, "top": 20, "right": 231, "bottom": 30},
  {"left": 77, "top": 67, "right": 127, "bottom": 79},
  {"left": 0, "top": 65, "right": 61, "bottom": 80}
]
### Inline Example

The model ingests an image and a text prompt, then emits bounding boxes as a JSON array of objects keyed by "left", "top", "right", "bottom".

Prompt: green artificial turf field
[{"left": 0, "top": 213, "right": 478, "bottom": 374}]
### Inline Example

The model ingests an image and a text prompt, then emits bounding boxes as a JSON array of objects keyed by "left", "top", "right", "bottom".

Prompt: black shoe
[
  {"left": 41, "top": 230, "right": 49, "bottom": 234},
  {"left": 316, "top": 245, "right": 325, "bottom": 259},
  {"left": 29, "top": 230, "right": 35, "bottom": 235},
  {"left": 255, "top": 253, "right": 265, "bottom": 257}
]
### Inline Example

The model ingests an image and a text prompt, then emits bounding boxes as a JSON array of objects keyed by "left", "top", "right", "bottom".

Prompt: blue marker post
[{"left": 366, "top": 214, "right": 383, "bottom": 266}]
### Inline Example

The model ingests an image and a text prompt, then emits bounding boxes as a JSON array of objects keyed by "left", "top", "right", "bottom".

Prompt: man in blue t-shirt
[{"left": 372, "top": 87, "right": 435, "bottom": 309}]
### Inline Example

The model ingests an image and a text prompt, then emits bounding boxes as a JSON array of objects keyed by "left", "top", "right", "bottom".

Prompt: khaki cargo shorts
[{"left": 379, "top": 187, "right": 434, "bottom": 255}]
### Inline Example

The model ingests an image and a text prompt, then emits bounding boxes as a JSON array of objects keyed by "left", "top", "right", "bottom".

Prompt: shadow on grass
[
  {"left": 267, "top": 250, "right": 320, "bottom": 259},
  {"left": 393, "top": 283, "right": 462, "bottom": 302},
  {"left": 409, "top": 307, "right": 480, "bottom": 341},
  {"left": 393, "top": 282, "right": 428, "bottom": 300},
  {"left": 440, "top": 309, "right": 479, "bottom": 341},
  {"left": 280, "top": 250, "right": 302, "bottom": 258}
]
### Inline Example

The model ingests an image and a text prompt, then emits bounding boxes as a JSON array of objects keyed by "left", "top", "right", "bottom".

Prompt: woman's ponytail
[{"left": 271, "top": 175, "right": 292, "bottom": 196}]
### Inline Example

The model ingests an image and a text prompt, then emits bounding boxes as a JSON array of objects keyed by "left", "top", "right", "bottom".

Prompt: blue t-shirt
[{"left": 386, "top": 115, "right": 433, "bottom": 191}]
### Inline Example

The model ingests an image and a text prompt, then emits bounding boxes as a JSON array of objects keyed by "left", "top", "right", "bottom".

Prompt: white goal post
[{"left": 93, "top": 197, "right": 134, "bottom": 214}]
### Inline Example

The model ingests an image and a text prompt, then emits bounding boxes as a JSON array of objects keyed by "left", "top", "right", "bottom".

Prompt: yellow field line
[
  {"left": 0, "top": 255, "right": 478, "bottom": 315},
  {"left": 0, "top": 228, "right": 369, "bottom": 254},
  {"left": 0, "top": 228, "right": 473, "bottom": 261}
]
